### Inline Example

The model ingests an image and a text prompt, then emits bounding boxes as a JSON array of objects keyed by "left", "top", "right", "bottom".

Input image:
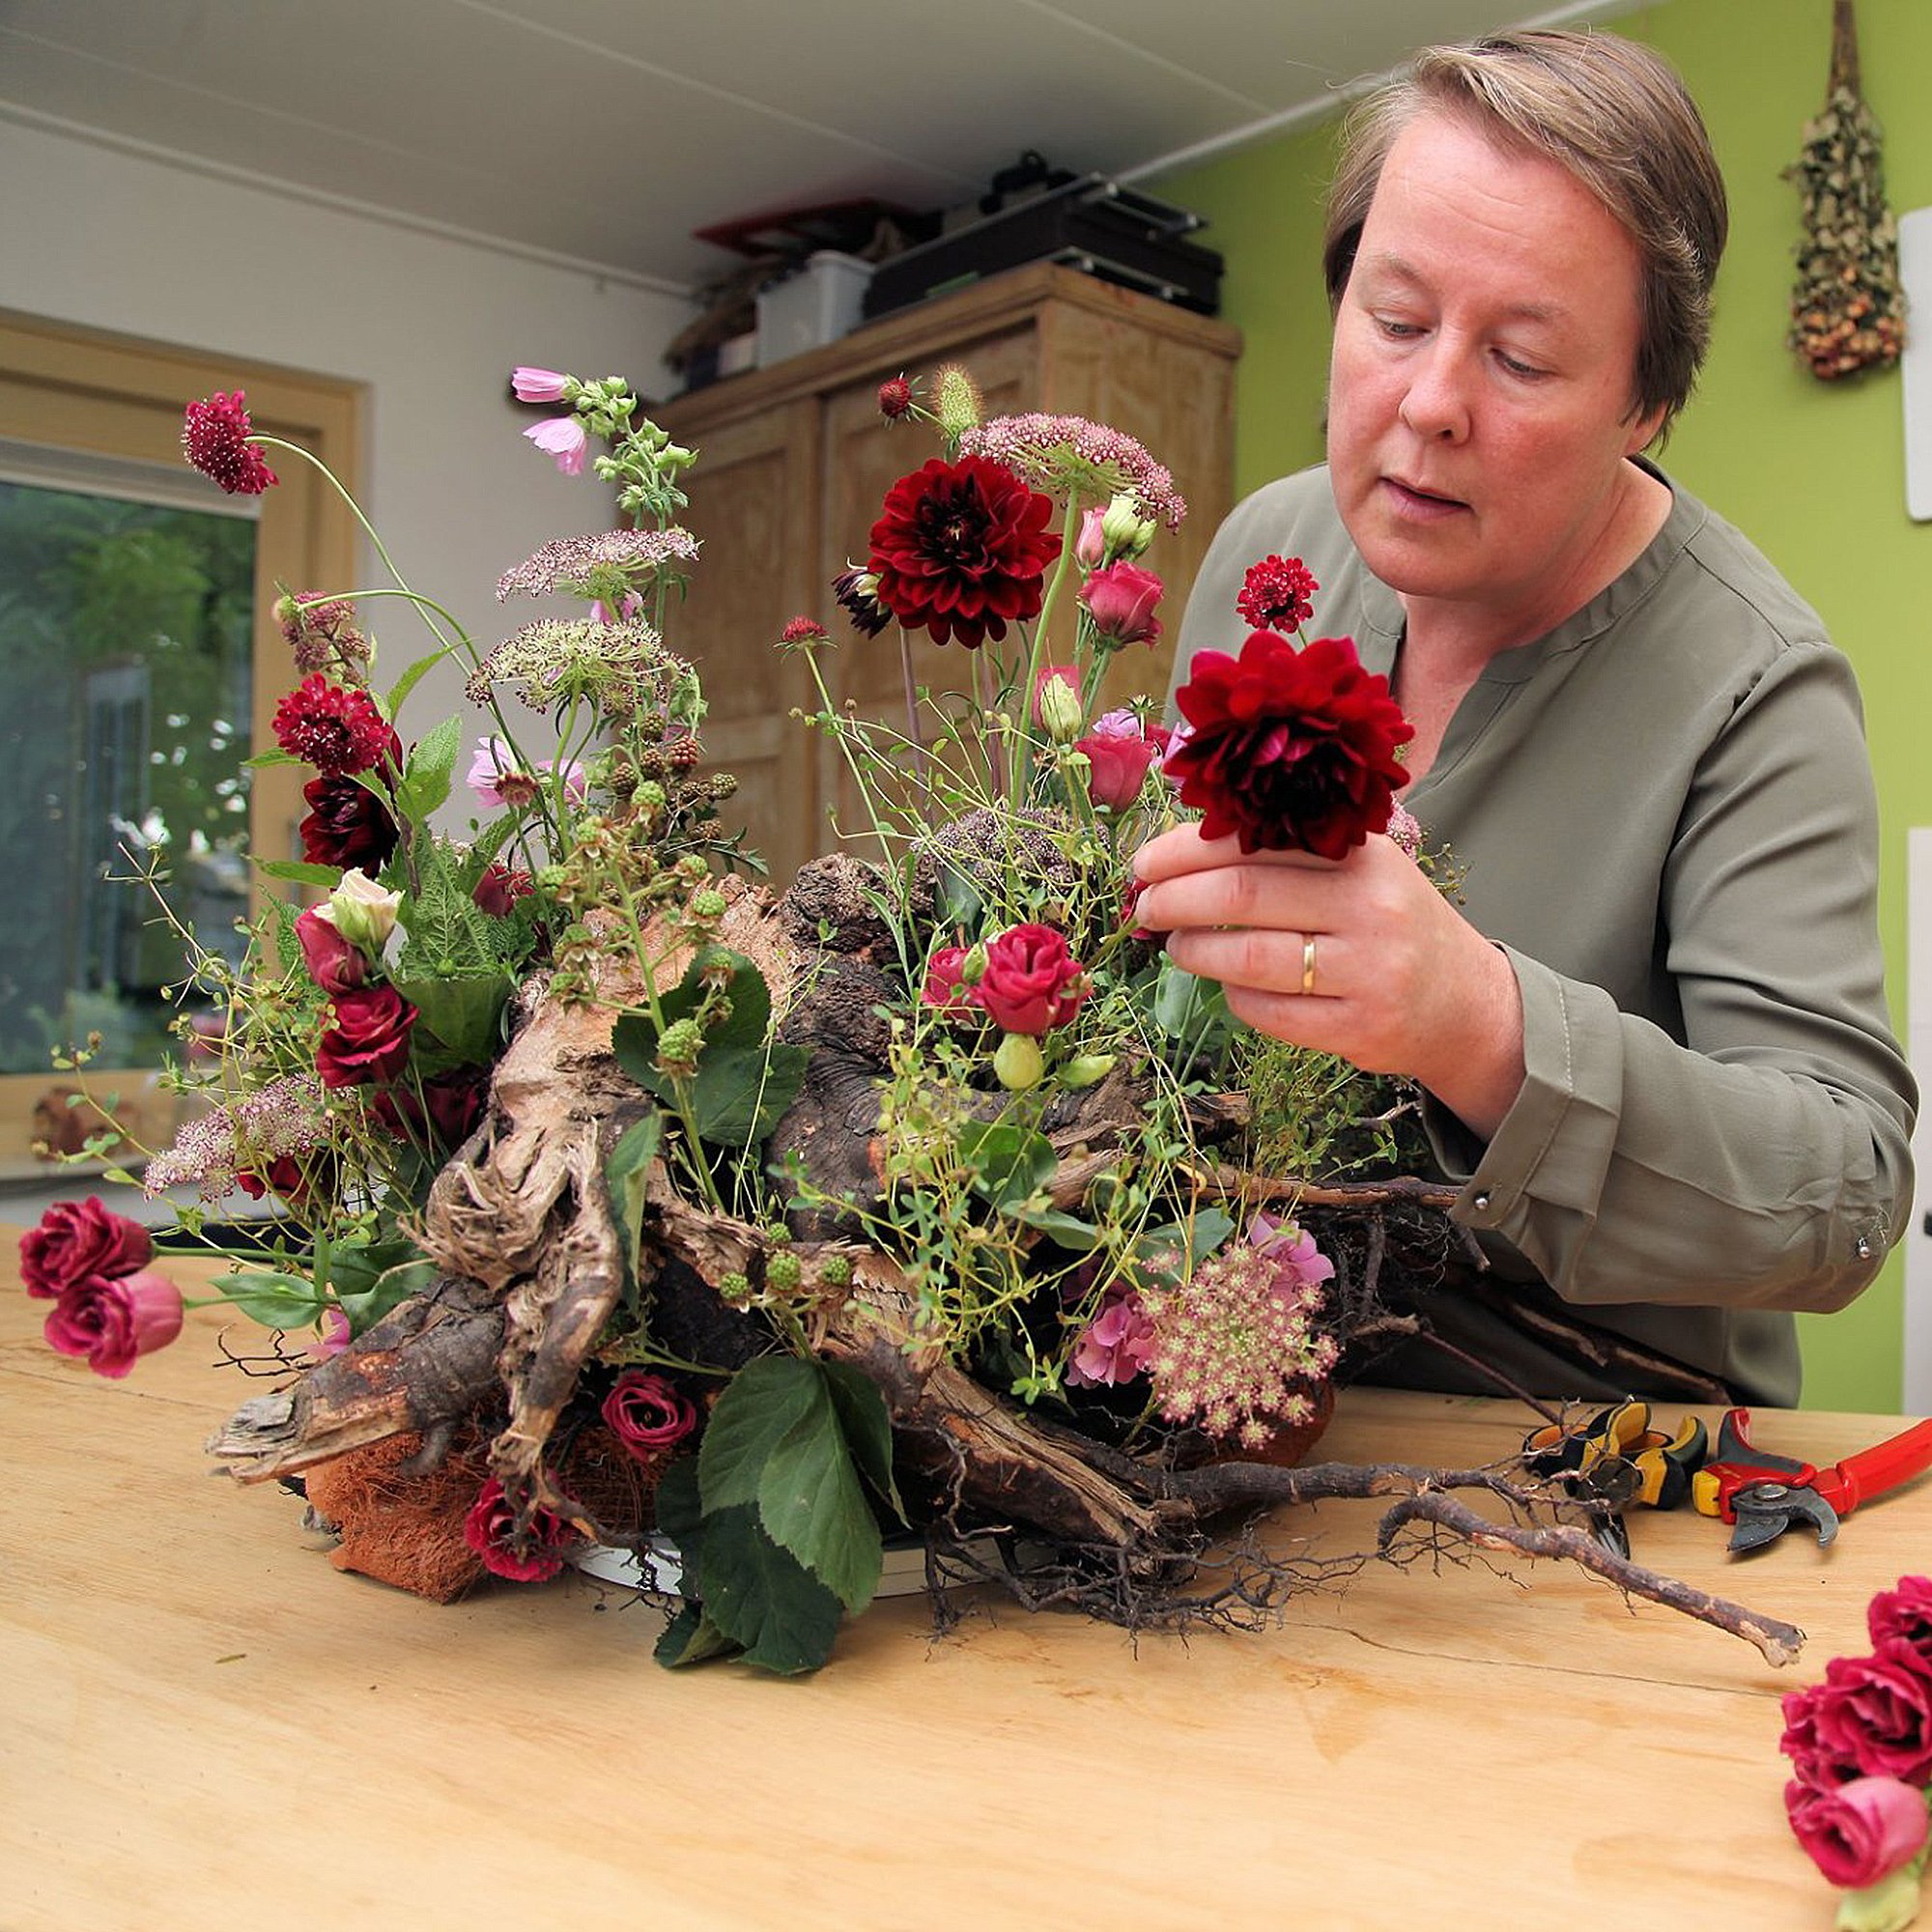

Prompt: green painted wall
[{"left": 1157, "top": 0, "right": 1932, "bottom": 1411}]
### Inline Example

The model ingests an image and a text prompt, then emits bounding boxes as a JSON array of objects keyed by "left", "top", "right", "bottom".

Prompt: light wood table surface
[{"left": 4, "top": 1235, "right": 1927, "bottom": 1931}]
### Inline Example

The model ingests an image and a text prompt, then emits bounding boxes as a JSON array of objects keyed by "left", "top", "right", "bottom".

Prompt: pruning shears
[
  {"left": 1521, "top": 1400, "right": 1710, "bottom": 1555},
  {"left": 1690, "top": 1406, "right": 1932, "bottom": 1553}
]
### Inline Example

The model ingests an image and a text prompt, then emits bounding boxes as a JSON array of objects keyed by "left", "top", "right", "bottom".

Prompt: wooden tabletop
[{"left": 4, "top": 1237, "right": 1926, "bottom": 1931}]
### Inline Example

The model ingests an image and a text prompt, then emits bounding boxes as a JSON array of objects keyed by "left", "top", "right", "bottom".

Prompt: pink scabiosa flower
[
  {"left": 1236, "top": 554, "right": 1319, "bottom": 633},
  {"left": 1065, "top": 1286, "right": 1158, "bottom": 1389},
  {"left": 272, "top": 675, "right": 393, "bottom": 776},
  {"left": 601, "top": 1371, "right": 699, "bottom": 1458},
  {"left": 44, "top": 1267, "right": 185, "bottom": 1379},
  {"left": 511, "top": 365, "right": 572, "bottom": 403},
  {"left": 182, "top": 390, "right": 279, "bottom": 495},
  {"left": 1079, "top": 561, "right": 1163, "bottom": 647},
  {"left": 1074, "top": 709, "right": 1161, "bottom": 811},
  {"left": 524, "top": 415, "right": 588, "bottom": 475},
  {"left": 974, "top": 924, "right": 1089, "bottom": 1037},
  {"left": 462, "top": 1476, "right": 581, "bottom": 1583}
]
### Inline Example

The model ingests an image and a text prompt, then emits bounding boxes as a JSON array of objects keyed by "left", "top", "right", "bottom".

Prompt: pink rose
[
  {"left": 462, "top": 1476, "right": 579, "bottom": 1582},
  {"left": 43, "top": 1267, "right": 184, "bottom": 1378},
  {"left": 1784, "top": 1645, "right": 1932, "bottom": 1788},
  {"left": 601, "top": 1371, "right": 698, "bottom": 1458},
  {"left": 921, "top": 945, "right": 980, "bottom": 1019},
  {"left": 19, "top": 1196, "right": 153, "bottom": 1299},
  {"left": 1065, "top": 1288, "right": 1156, "bottom": 1388},
  {"left": 295, "top": 905, "right": 367, "bottom": 995},
  {"left": 1078, "top": 561, "right": 1163, "bottom": 647},
  {"left": 315, "top": 985, "right": 417, "bottom": 1090},
  {"left": 1869, "top": 1577, "right": 1932, "bottom": 1675},
  {"left": 1074, "top": 711, "right": 1160, "bottom": 811},
  {"left": 974, "top": 923, "right": 1088, "bottom": 1037},
  {"left": 1074, "top": 505, "right": 1107, "bottom": 567},
  {"left": 1786, "top": 1775, "right": 1930, "bottom": 1889}
]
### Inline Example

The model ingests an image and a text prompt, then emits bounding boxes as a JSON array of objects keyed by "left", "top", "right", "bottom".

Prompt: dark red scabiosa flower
[
  {"left": 867, "top": 455, "right": 1061, "bottom": 649},
  {"left": 779, "top": 614, "right": 829, "bottom": 648},
  {"left": 181, "top": 390, "right": 279, "bottom": 495},
  {"left": 472, "top": 862, "right": 534, "bottom": 918},
  {"left": 1236, "top": 554, "right": 1320, "bottom": 633},
  {"left": 315, "top": 985, "right": 417, "bottom": 1090},
  {"left": 600, "top": 1371, "right": 699, "bottom": 1459},
  {"left": 272, "top": 674, "right": 393, "bottom": 775},
  {"left": 877, "top": 375, "right": 914, "bottom": 420},
  {"left": 462, "top": 1476, "right": 581, "bottom": 1583},
  {"left": 1166, "top": 633, "right": 1412, "bottom": 860},
  {"left": 19, "top": 1196, "right": 154, "bottom": 1299},
  {"left": 831, "top": 565, "right": 893, "bottom": 639},
  {"left": 974, "top": 924, "right": 1090, "bottom": 1037}
]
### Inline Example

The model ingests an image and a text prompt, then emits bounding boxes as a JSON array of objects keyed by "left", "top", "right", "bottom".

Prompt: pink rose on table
[
  {"left": 19, "top": 1196, "right": 153, "bottom": 1299},
  {"left": 1075, "top": 709, "right": 1162, "bottom": 811},
  {"left": 295, "top": 904, "right": 367, "bottom": 995},
  {"left": 1786, "top": 1775, "right": 1930, "bottom": 1889},
  {"left": 1078, "top": 560, "right": 1163, "bottom": 647},
  {"left": 601, "top": 1371, "right": 698, "bottom": 1457},
  {"left": 974, "top": 923, "right": 1089, "bottom": 1036},
  {"left": 462, "top": 1476, "right": 580, "bottom": 1582},
  {"left": 1868, "top": 1576, "right": 1932, "bottom": 1673},
  {"left": 315, "top": 985, "right": 417, "bottom": 1090},
  {"left": 43, "top": 1267, "right": 185, "bottom": 1378},
  {"left": 1785, "top": 1644, "right": 1932, "bottom": 1787}
]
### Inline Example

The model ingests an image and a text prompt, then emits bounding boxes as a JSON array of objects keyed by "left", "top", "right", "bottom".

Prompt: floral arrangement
[
  {"left": 19, "top": 359, "right": 1798, "bottom": 1680},
  {"left": 1782, "top": 1576, "right": 1932, "bottom": 1930}
]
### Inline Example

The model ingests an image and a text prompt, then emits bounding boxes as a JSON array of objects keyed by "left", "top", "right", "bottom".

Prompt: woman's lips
[{"left": 1381, "top": 476, "right": 1468, "bottom": 519}]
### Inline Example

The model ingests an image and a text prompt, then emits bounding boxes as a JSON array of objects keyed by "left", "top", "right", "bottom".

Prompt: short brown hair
[{"left": 1322, "top": 30, "right": 1728, "bottom": 436}]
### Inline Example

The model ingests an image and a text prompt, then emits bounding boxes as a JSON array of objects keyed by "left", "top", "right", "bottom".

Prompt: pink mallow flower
[
  {"left": 591, "top": 591, "right": 643, "bottom": 626},
  {"left": 511, "top": 366, "right": 571, "bottom": 403},
  {"left": 1077, "top": 560, "right": 1163, "bottom": 647},
  {"left": 1065, "top": 1287, "right": 1158, "bottom": 1388},
  {"left": 1786, "top": 1775, "right": 1931, "bottom": 1890},
  {"left": 467, "top": 737, "right": 587, "bottom": 810},
  {"left": 43, "top": 1267, "right": 185, "bottom": 1379},
  {"left": 1075, "top": 709, "right": 1162, "bottom": 811},
  {"left": 524, "top": 415, "right": 587, "bottom": 475}
]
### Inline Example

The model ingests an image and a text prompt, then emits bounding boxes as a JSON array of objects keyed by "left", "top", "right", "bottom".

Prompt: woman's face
[{"left": 1325, "top": 111, "right": 1667, "bottom": 638}]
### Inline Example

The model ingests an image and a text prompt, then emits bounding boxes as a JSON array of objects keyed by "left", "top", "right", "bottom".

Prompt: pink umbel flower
[
  {"left": 143, "top": 1076, "right": 329, "bottom": 1202},
  {"left": 181, "top": 390, "right": 279, "bottom": 495},
  {"left": 43, "top": 1267, "right": 185, "bottom": 1378},
  {"left": 496, "top": 528, "right": 699, "bottom": 602},
  {"left": 511, "top": 365, "right": 571, "bottom": 403},
  {"left": 959, "top": 412, "right": 1185, "bottom": 530},
  {"left": 524, "top": 415, "right": 587, "bottom": 475},
  {"left": 467, "top": 736, "right": 588, "bottom": 810},
  {"left": 271, "top": 674, "right": 393, "bottom": 776},
  {"left": 1065, "top": 1286, "right": 1157, "bottom": 1388}
]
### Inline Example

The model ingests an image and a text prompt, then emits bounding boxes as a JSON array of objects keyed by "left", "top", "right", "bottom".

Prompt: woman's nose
[{"left": 1398, "top": 346, "right": 1472, "bottom": 442}]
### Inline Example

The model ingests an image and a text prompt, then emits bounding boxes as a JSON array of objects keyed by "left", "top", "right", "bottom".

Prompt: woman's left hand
[{"left": 1131, "top": 823, "right": 1526, "bottom": 1139}]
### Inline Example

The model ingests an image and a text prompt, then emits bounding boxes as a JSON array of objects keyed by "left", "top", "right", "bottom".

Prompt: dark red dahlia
[
  {"left": 831, "top": 565, "right": 893, "bottom": 639},
  {"left": 1236, "top": 554, "right": 1319, "bottom": 634},
  {"left": 1166, "top": 633, "right": 1412, "bottom": 860},
  {"left": 273, "top": 674, "right": 393, "bottom": 775},
  {"left": 181, "top": 390, "right": 279, "bottom": 496},
  {"left": 299, "top": 769, "right": 400, "bottom": 870},
  {"left": 867, "top": 454, "right": 1061, "bottom": 649}
]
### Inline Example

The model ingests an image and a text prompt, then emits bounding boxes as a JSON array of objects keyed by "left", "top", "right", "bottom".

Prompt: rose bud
[
  {"left": 295, "top": 905, "right": 367, "bottom": 996},
  {"left": 1786, "top": 1775, "right": 1931, "bottom": 1889},
  {"left": 43, "top": 1267, "right": 185, "bottom": 1378}
]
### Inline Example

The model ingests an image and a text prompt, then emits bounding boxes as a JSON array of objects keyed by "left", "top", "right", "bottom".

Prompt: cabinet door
[
  {"left": 815, "top": 329, "right": 1038, "bottom": 852},
  {"left": 671, "top": 398, "right": 821, "bottom": 884}
]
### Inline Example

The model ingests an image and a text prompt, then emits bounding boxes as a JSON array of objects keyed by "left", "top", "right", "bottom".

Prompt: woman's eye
[
  {"left": 1495, "top": 350, "right": 1548, "bottom": 380},
  {"left": 1374, "top": 316, "right": 1423, "bottom": 340}
]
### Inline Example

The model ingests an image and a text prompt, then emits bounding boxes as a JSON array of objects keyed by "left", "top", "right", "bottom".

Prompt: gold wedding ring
[{"left": 1301, "top": 933, "right": 1319, "bottom": 998}]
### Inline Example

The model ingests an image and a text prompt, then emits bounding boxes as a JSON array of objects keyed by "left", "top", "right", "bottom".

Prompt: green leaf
[
  {"left": 390, "top": 971, "right": 510, "bottom": 1065},
  {"left": 220, "top": 1270, "right": 327, "bottom": 1329},
  {"left": 955, "top": 1121, "right": 1056, "bottom": 1212},
  {"left": 757, "top": 1385, "right": 884, "bottom": 1611},
  {"left": 242, "top": 748, "right": 300, "bottom": 770},
  {"left": 335, "top": 1259, "right": 438, "bottom": 1333},
  {"left": 1138, "top": 1208, "right": 1236, "bottom": 1271},
  {"left": 934, "top": 860, "right": 983, "bottom": 934},
  {"left": 254, "top": 858, "right": 346, "bottom": 889},
  {"left": 821, "top": 1360, "right": 905, "bottom": 1522},
  {"left": 693, "top": 1503, "right": 843, "bottom": 1675},
  {"left": 1013, "top": 1204, "right": 1101, "bottom": 1251},
  {"left": 384, "top": 644, "right": 451, "bottom": 720},
  {"left": 652, "top": 1454, "right": 704, "bottom": 1543},
  {"left": 394, "top": 714, "right": 463, "bottom": 823},
  {"left": 1151, "top": 961, "right": 1235, "bottom": 1048},
  {"left": 697, "top": 1356, "right": 824, "bottom": 1513},
  {"left": 654, "top": 1602, "right": 740, "bottom": 1668},
  {"left": 606, "top": 1110, "right": 663, "bottom": 1292}
]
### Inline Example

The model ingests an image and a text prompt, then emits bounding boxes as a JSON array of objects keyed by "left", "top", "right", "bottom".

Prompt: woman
[{"left": 1135, "top": 30, "right": 1915, "bottom": 1406}]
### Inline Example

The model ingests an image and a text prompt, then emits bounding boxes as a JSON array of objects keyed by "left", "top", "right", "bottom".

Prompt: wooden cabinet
[{"left": 658, "top": 264, "right": 1241, "bottom": 883}]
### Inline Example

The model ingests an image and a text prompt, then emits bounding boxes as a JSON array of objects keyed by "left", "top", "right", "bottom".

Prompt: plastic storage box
[{"left": 755, "top": 251, "right": 875, "bottom": 367}]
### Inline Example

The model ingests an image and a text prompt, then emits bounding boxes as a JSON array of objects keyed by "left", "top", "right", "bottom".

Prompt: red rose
[
  {"left": 1078, "top": 561, "right": 1163, "bottom": 647},
  {"left": 1869, "top": 1576, "right": 1932, "bottom": 1674},
  {"left": 295, "top": 905, "right": 367, "bottom": 995},
  {"left": 974, "top": 924, "right": 1089, "bottom": 1037},
  {"left": 371, "top": 1068, "right": 488, "bottom": 1151},
  {"left": 1785, "top": 1645, "right": 1932, "bottom": 1787},
  {"left": 601, "top": 1371, "right": 698, "bottom": 1458},
  {"left": 1786, "top": 1775, "right": 1930, "bottom": 1889},
  {"left": 462, "top": 1476, "right": 579, "bottom": 1583},
  {"left": 1166, "top": 632, "right": 1413, "bottom": 859},
  {"left": 472, "top": 862, "right": 534, "bottom": 918},
  {"left": 920, "top": 945, "right": 980, "bottom": 1019},
  {"left": 236, "top": 1154, "right": 327, "bottom": 1205},
  {"left": 315, "top": 985, "right": 417, "bottom": 1090},
  {"left": 43, "top": 1267, "right": 185, "bottom": 1378},
  {"left": 19, "top": 1196, "right": 153, "bottom": 1299},
  {"left": 867, "top": 454, "right": 1061, "bottom": 650}
]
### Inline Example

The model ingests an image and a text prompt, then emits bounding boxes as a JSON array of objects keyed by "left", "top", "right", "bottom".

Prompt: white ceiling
[{"left": 0, "top": 0, "right": 1638, "bottom": 298}]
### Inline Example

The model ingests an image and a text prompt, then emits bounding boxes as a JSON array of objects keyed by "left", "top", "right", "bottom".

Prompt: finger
[
  {"left": 1165, "top": 924, "right": 1348, "bottom": 1000},
  {"left": 1132, "top": 823, "right": 1337, "bottom": 884},
  {"left": 1135, "top": 859, "right": 1348, "bottom": 939}
]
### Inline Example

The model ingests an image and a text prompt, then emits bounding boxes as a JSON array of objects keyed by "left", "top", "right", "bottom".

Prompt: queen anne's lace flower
[
  {"left": 496, "top": 527, "right": 700, "bottom": 602},
  {"left": 466, "top": 616, "right": 679, "bottom": 715},
  {"left": 960, "top": 412, "right": 1186, "bottom": 529}
]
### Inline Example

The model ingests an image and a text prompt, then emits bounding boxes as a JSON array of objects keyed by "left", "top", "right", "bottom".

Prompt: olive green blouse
[{"left": 1168, "top": 463, "right": 1916, "bottom": 1406}]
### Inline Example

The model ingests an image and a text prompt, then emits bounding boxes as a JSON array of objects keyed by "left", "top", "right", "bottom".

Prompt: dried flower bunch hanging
[{"left": 1786, "top": 0, "right": 1905, "bottom": 381}]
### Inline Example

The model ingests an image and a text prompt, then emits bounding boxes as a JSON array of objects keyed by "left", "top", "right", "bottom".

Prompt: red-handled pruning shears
[{"left": 1690, "top": 1407, "right": 1932, "bottom": 1553}]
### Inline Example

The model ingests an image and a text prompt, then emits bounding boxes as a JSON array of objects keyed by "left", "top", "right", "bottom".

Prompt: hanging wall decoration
[{"left": 1786, "top": 0, "right": 1906, "bottom": 381}]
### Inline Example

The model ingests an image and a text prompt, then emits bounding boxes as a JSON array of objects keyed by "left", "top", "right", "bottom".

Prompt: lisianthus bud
[
  {"left": 994, "top": 1033, "right": 1045, "bottom": 1092},
  {"left": 1100, "top": 493, "right": 1157, "bottom": 559},
  {"left": 1060, "top": 1053, "right": 1116, "bottom": 1090},
  {"left": 1034, "top": 666, "right": 1084, "bottom": 744},
  {"left": 327, "top": 868, "right": 402, "bottom": 950},
  {"left": 1075, "top": 506, "right": 1108, "bottom": 568},
  {"left": 959, "top": 943, "right": 987, "bottom": 986}
]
